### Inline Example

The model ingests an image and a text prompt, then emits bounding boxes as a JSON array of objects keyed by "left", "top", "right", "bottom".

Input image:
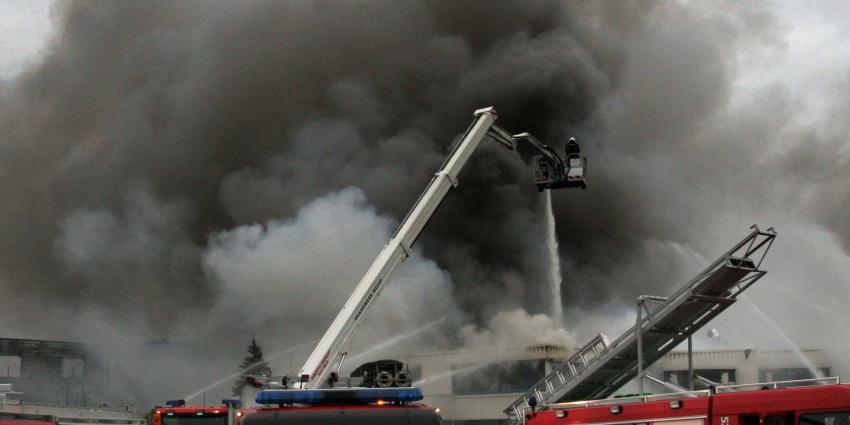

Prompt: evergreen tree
[{"left": 232, "top": 336, "right": 270, "bottom": 396}]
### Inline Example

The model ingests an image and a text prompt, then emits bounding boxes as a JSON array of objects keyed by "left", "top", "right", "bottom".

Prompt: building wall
[
  {"left": 2, "top": 337, "right": 251, "bottom": 409},
  {"left": 0, "top": 338, "right": 108, "bottom": 406},
  {"left": 648, "top": 349, "right": 832, "bottom": 388}
]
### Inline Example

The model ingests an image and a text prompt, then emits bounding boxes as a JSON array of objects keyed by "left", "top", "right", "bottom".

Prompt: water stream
[
  {"left": 413, "top": 362, "right": 489, "bottom": 387},
  {"left": 344, "top": 317, "right": 447, "bottom": 367},
  {"left": 544, "top": 190, "right": 563, "bottom": 324},
  {"left": 184, "top": 340, "right": 316, "bottom": 402},
  {"left": 740, "top": 295, "right": 824, "bottom": 379}
]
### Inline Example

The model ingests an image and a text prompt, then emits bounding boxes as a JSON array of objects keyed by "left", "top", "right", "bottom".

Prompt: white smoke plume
[
  {"left": 203, "top": 187, "right": 463, "bottom": 345},
  {"left": 460, "top": 309, "right": 577, "bottom": 349}
]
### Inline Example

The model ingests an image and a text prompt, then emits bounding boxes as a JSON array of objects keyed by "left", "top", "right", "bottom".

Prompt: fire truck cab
[
  {"left": 524, "top": 378, "right": 850, "bottom": 425},
  {"left": 239, "top": 387, "right": 441, "bottom": 425},
  {"left": 150, "top": 400, "right": 232, "bottom": 425}
]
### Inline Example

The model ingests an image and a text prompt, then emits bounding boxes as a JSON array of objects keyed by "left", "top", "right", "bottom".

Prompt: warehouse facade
[{"left": 0, "top": 337, "right": 107, "bottom": 406}]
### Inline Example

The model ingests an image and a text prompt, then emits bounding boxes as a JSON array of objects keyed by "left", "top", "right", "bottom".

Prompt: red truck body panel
[
  {"left": 527, "top": 384, "right": 850, "bottom": 425},
  {"left": 150, "top": 405, "right": 229, "bottom": 425}
]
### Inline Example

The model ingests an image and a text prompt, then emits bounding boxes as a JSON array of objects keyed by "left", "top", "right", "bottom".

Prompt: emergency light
[
  {"left": 165, "top": 400, "right": 186, "bottom": 407},
  {"left": 255, "top": 387, "right": 424, "bottom": 405}
]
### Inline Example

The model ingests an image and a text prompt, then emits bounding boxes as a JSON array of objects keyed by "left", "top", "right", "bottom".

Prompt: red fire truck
[
  {"left": 523, "top": 378, "right": 850, "bottom": 425},
  {"left": 238, "top": 387, "right": 441, "bottom": 425},
  {"left": 149, "top": 401, "right": 235, "bottom": 425}
]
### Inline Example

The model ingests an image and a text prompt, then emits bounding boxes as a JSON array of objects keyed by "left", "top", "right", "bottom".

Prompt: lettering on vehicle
[
  {"left": 354, "top": 278, "right": 383, "bottom": 321},
  {"left": 721, "top": 417, "right": 730, "bottom": 425},
  {"left": 312, "top": 351, "right": 331, "bottom": 380}
]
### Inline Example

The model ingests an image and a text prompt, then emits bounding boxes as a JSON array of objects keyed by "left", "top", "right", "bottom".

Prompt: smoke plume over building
[{"left": 0, "top": 0, "right": 848, "bottom": 406}]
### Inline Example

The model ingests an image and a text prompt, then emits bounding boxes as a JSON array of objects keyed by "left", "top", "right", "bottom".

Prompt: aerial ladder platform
[
  {"left": 505, "top": 226, "right": 777, "bottom": 424},
  {"left": 292, "top": 107, "right": 588, "bottom": 391}
]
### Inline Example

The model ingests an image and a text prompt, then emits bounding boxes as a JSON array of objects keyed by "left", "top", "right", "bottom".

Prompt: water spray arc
[
  {"left": 413, "top": 362, "right": 490, "bottom": 388},
  {"left": 184, "top": 340, "right": 316, "bottom": 402},
  {"left": 344, "top": 317, "right": 447, "bottom": 368},
  {"left": 543, "top": 190, "right": 563, "bottom": 324},
  {"left": 740, "top": 295, "right": 824, "bottom": 379}
]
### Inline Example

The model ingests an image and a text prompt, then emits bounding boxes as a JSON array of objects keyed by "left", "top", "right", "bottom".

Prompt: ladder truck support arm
[
  {"left": 511, "top": 132, "right": 565, "bottom": 171},
  {"left": 297, "top": 106, "right": 585, "bottom": 389},
  {"left": 297, "top": 107, "right": 496, "bottom": 388}
]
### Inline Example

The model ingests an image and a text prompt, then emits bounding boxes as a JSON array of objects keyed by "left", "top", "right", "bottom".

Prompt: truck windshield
[
  {"left": 800, "top": 412, "right": 850, "bottom": 425},
  {"left": 162, "top": 415, "right": 227, "bottom": 425}
]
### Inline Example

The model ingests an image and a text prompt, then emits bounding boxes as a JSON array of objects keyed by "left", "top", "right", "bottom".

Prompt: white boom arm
[{"left": 297, "top": 106, "right": 584, "bottom": 389}]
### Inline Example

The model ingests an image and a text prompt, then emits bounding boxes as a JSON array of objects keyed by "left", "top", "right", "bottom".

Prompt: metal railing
[
  {"left": 504, "top": 334, "right": 610, "bottom": 422},
  {"left": 537, "top": 377, "right": 843, "bottom": 413},
  {"left": 543, "top": 389, "right": 711, "bottom": 410},
  {"left": 716, "top": 377, "right": 840, "bottom": 392}
]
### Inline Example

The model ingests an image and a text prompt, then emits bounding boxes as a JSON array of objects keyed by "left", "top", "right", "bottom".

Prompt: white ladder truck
[{"left": 293, "top": 106, "right": 588, "bottom": 390}]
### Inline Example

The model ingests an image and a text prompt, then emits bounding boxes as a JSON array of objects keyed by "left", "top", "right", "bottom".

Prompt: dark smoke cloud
[
  {"left": 1, "top": 0, "right": 849, "bottom": 404},
  {"left": 0, "top": 0, "right": 618, "bottom": 338}
]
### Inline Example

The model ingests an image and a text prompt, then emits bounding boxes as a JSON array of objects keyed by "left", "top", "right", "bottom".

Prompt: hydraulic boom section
[
  {"left": 296, "top": 107, "right": 587, "bottom": 390},
  {"left": 486, "top": 129, "right": 587, "bottom": 191}
]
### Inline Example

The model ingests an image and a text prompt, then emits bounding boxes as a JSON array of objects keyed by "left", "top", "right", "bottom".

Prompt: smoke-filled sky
[{"left": 1, "top": 0, "right": 849, "bottom": 404}]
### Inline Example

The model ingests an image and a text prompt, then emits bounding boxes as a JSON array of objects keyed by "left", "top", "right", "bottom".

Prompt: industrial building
[
  {"left": 0, "top": 337, "right": 108, "bottom": 407},
  {"left": 0, "top": 336, "right": 238, "bottom": 409},
  {"left": 652, "top": 347, "right": 832, "bottom": 389},
  {"left": 0, "top": 337, "right": 141, "bottom": 425},
  {"left": 403, "top": 345, "right": 833, "bottom": 425}
]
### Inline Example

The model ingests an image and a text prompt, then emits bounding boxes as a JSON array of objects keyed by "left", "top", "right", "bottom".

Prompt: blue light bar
[
  {"left": 221, "top": 398, "right": 241, "bottom": 407},
  {"left": 256, "top": 387, "right": 424, "bottom": 405},
  {"left": 165, "top": 399, "right": 186, "bottom": 407}
]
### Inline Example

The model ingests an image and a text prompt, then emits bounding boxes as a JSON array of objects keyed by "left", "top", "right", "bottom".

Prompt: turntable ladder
[{"left": 505, "top": 226, "right": 777, "bottom": 424}]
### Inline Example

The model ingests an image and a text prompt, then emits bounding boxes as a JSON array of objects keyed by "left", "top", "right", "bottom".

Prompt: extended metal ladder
[{"left": 505, "top": 226, "right": 777, "bottom": 424}]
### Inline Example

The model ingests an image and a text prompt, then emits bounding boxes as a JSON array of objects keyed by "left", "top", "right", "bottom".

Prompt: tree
[{"left": 232, "top": 336, "right": 270, "bottom": 396}]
